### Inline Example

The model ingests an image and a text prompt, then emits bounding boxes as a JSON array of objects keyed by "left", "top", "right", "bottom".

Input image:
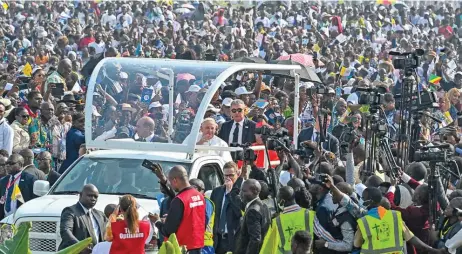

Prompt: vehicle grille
[
  {"left": 30, "top": 221, "right": 57, "bottom": 234},
  {"left": 30, "top": 238, "right": 56, "bottom": 252}
]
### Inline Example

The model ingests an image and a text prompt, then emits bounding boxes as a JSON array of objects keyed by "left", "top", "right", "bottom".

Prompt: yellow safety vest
[
  {"left": 357, "top": 210, "right": 404, "bottom": 254},
  {"left": 260, "top": 208, "right": 315, "bottom": 254},
  {"left": 204, "top": 197, "right": 215, "bottom": 247}
]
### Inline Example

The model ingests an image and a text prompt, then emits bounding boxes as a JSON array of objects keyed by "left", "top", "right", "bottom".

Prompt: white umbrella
[
  {"left": 181, "top": 3, "right": 195, "bottom": 10},
  {"left": 174, "top": 7, "right": 191, "bottom": 14}
]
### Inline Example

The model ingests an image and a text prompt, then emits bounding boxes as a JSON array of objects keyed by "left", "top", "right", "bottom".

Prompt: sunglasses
[
  {"left": 6, "top": 161, "right": 17, "bottom": 165},
  {"left": 20, "top": 115, "right": 29, "bottom": 119},
  {"left": 224, "top": 173, "right": 235, "bottom": 178},
  {"left": 231, "top": 108, "right": 244, "bottom": 113}
]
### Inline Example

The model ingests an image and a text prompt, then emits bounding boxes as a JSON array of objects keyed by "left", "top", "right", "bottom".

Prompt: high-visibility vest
[
  {"left": 357, "top": 210, "right": 404, "bottom": 254},
  {"left": 260, "top": 208, "right": 315, "bottom": 254},
  {"left": 204, "top": 197, "right": 215, "bottom": 247}
]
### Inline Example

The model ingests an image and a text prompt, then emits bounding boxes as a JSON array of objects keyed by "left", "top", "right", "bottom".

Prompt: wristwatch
[{"left": 324, "top": 241, "right": 329, "bottom": 248}]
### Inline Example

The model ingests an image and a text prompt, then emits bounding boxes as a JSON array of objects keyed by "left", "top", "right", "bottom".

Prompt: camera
[
  {"left": 230, "top": 143, "right": 257, "bottom": 161},
  {"left": 314, "top": 173, "right": 329, "bottom": 183},
  {"left": 173, "top": 110, "right": 192, "bottom": 143},
  {"left": 256, "top": 125, "right": 292, "bottom": 151},
  {"left": 414, "top": 150, "right": 447, "bottom": 162},
  {"left": 356, "top": 87, "right": 387, "bottom": 106},
  {"left": 390, "top": 49, "right": 424, "bottom": 70}
]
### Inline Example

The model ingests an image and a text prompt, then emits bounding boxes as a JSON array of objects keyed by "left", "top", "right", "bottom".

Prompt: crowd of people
[{"left": 1, "top": 0, "right": 462, "bottom": 253}]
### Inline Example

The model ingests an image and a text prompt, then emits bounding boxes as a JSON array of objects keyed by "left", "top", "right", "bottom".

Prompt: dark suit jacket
[
  {"left": 210, "top": 177, "right": 244, "bottom": 251},
  {"left": 47, "top": 170, "right": 61, "bottom": 187},
  {"left": 0, "top": 171, "right": 38, "bottom": 220},
  {"left": 218, "top": 119, "right": 256, "bottom": 145},
  {"left": 23, "top": 165, "right": 46, "bottom": 181},
  {"left": 298, "top": 127, "right": 340, "bottom": 157},
  {"left": 81, "top": 53, "right": 104, "bottom": 78},
  {"left": 58, "top": 202, "right": 107, "bottom": 250},
  {"left": 234, "top": 199, "right": 271, "bottom": 254}
]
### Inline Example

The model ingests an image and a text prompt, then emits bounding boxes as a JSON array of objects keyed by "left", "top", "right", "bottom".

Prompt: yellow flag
[
  {"left": 340, "top": 66, "right": 347, "bottom": 76},
  {"left": 1, "top": 2, "right": 8, "bottom": 11},
  {"left": 23, "top": 63, "right": 32, "bottom": 77},
  {"left": 313, "top": 43, "right": 321, "bottom": 52},
  {"left": 11, "top": 184, "right": 24, "bottom": 203},
  {"left": 358, "top": 55, "right": 364, "bottom": 64}
]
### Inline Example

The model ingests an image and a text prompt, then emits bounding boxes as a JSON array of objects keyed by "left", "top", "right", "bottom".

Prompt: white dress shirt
[
  {"left": 183, "top": 134, "right": 233, "bottom": 162},
  {"left": 228, "top": 119, "right": 245, "bottom": 145},
  {"left": 79, "top": 202, "right": 100, "bottom": 242},
  {"left": 0, "top": 118, "right": 14, "bottom": 155}
]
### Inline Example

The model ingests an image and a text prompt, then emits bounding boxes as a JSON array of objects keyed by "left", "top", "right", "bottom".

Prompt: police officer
[
  {"left": 190, "top": 178, "right": 215, "bottom": 254},
  {"left": 260, "top": 186, "right": 315, "bottom": 254},
  {"left": 352, "top": 187, "right": 445, "bottom": 254}
]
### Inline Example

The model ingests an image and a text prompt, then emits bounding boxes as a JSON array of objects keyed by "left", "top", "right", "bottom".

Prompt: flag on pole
[
  {"left": 11, "top": 184, "right": 24, "bottom": 204},
  {"left": 23, "top": 62, "right": 32, "bottom": 77},
  {"left": 429, "top": 74, "right": 442, "bottom": 84}
]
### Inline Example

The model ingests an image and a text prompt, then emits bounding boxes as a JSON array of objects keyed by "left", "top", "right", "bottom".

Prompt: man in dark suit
[
  {"left": 0, "top": 154, "right": 38, "bottom": 220},
  {"left": 134, "top": 117, "right": 168, "bottom": 143},
  {"left": 298, "top": 119, "right": 340, "bottom": 157},
  {"left": 235, "top": 179, "right": 270, "bottom": 254},
  {"left": 59, "top": 184, "right": 107, "bottom": 252},
  {"left": 19, "top": 149, "right": 46, "bottom": 180},
  {"left": 37, "top": 151, "right": 61, "bottom": 187},
  {"left": 81, "top": 47, "right": 118, "bottom": 78},
  {"left": 218, "top": 99, "right": 256, "bottom": 146},
  {"left": 210, "top": 162, "right": 244, "bottom": 254}
]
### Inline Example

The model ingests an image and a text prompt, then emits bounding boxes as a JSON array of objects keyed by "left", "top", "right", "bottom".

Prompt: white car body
[{"left": 5, "top": 149, "right": 226, "bottom": 253}]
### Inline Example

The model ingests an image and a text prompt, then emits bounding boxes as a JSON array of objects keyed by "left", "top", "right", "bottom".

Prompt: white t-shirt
[{"left": 88, "top": 41, "right": 106, "bottom": 55}]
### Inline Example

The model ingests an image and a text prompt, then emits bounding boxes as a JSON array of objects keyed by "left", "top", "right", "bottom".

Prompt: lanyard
[{"left": 6, "top": 174, "right": 21, "bottom": 190}]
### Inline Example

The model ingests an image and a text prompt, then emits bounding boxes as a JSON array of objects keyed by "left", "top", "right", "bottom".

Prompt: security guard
[
  {"left": 260, "top": 186, "right": 315, "bottom": 254},
  {"left": 190, "top": 179, "right": 215, "bottom": 254},
  {"left": 354, "top": 187, "right": 445, "bottom": 254}
]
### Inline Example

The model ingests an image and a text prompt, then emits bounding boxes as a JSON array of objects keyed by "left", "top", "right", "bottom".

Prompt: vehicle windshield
[
  {"left": 52, "top": 157, "right": 190, "bottom": 199},
  {"left": 88, "top": 58, "right": 237, "bottom": 146}
]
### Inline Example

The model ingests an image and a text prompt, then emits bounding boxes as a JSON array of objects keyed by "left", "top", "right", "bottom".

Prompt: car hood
[{"left": 12, "top": 194, "right": 159, "bottom": 223}]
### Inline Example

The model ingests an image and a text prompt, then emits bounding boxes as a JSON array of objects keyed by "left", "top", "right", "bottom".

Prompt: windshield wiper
[
  {"left": 53, "top": 191, "right": 80, "bottom": 195},
  {"left": 101, "top": 192, "right": 156, "bottom": 200}
]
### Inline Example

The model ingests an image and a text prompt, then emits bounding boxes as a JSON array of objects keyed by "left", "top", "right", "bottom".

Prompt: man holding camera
[{"left": 298, "top": 117, "right": 340, "bottom": 158}]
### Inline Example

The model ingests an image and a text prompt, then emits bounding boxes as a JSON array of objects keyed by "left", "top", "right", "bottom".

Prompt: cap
[
  {"left": 455, "top": 72, "right": 462, "bottom": 77},
  {"left": 119, "top": 72, "right": 128, "bottom": 79},
  {"left": 206, "top": 104, "right": 220, "bottom": 113},
  {"left": 148, "top": 101, "right": 162, "bottom": 110},
  {"left": 235, "top": 86, "right": 252, "bottom": 96},
  {"left": 92, "top": 105, "right": 101, "bottom": 117},
  {"left": 222, "top": 97, "right": 233, "bottom": 107},
  {"left": 186, "top": 85, "right": 201, "bottom": 93}
]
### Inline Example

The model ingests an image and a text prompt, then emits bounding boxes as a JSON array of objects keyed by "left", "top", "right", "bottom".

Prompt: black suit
[
  {"left": 234, "top": 199, "right": 271, "bottom": 254},
  {"left": 0, "top": 172, "right": 37, "bottom": 220},
  {"left": 210, "top": 177, "right": 244, "bottom": 254},
  {"left": 298, "top": 126, "right": 340, "bottom": 157},
  {"left": 58, "top": 202, "right": 107, "bottom": 250},
  {"left": 218, "top": 119, "right": 256, "bottom": 145},
  {"left": 81, "top": 53, "right": 104, "bottom": 78},
  {"left": 47, "top": 170, "right": 61, "bottom": 187}
]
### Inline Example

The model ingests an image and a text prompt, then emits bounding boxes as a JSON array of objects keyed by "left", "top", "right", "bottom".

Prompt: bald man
[
  {"left": 19, "top": 148, "right": 46, "bottom": 180},
  {"left": 235, "top": 179, "right": 270, "bottom": 254},
  {"left": 134, "top": 117, "right": 167, "bottom": 143},
  {"left": 152, "top": 166, "right": 205, "bottom": 253},
  {"left": 59, "top": 184, "right": 107, "bottom": 251},
  {"left": 45, "top": 59, "right": 72, "bottom": 94}
]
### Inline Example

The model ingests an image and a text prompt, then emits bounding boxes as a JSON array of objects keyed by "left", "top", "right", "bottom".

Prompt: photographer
[{"left": 298, "top": 117, "right": 340, "bottom": 159}]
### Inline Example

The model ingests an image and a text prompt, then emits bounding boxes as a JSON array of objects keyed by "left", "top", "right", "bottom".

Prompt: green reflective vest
[
  {"left": 357, "top": 209, "right": 404, "bottom": 254},
  {"left": 204, "top": 197, "right": 215, "bottom": 247},
  {"left": 260, "top": 208, "right": 315, "bottom": 254}
]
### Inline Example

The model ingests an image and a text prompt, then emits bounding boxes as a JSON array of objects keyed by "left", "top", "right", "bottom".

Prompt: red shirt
[
  {"left": 110, "top": 220, "right": 150, "bottom": 254},
  {"left": 79, "top": 36, "right": 95, "bottom": 50},
  {"left": 438, "top": 25, "right": 453, "bottom": 39}
]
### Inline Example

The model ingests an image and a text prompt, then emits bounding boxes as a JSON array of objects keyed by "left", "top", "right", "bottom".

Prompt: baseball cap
[
  {"left": 148, "top": 101, "right": 162, "bottom": 110},
  {"left": 235, "top": 87, "right": 252, "bottom": 96},
  {"left": 206, "top": 104, "right": 220, "bottom": 113},
  {"left": 222, "top": 98, "right": 233, "bottom": 107},
  {"left": 186, "top": 85, "right": 201, "bottom": 93}
]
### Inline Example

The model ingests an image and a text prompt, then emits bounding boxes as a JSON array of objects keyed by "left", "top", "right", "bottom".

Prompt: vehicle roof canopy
[{"left": 85, "top": 58, "right": 303, "bottom": 158}]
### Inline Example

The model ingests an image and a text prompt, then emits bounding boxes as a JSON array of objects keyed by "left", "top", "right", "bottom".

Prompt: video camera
[
  {"left": 389, "top": 49, "right": 424, "bottom": 70},
  {"left": 229, "top": 143, "right": 257, "bottom": 162},
  {"left": 173, "top": 110, "right": 193, "bottom": 143},
  {"left": 256, "top": 125, "right": 292, "bottom": 151},
  {"left": 414, "top": 144, "right": 451, "bottom": 163},
  {"left": 356, "top": 87, "right": 387, "bottom": 106}
]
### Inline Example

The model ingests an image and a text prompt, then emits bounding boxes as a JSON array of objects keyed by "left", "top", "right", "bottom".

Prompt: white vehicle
[{"left": 3, "top": 58, "right": 306, "bottom": 253}]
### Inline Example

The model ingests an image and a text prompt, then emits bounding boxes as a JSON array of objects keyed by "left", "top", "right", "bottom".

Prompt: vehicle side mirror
[{"left": 33, "top": 180, "right": 50, "bottom": 197}]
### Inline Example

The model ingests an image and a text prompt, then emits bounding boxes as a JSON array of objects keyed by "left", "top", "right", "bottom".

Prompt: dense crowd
[{"left": 1, "top": 0, "right": 462, "bottom": 254}]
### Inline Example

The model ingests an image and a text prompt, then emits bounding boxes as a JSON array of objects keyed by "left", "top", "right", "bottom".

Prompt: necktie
[
  {"left": 4, "top": 176, "right": 14, "bottom": 213},
  {"left": 218, "top": 195, "right": 229, "bottom": 234},
  {"left": 87, "top": 210, "right": 99, "bottom": 242},
  {"left": 232, "top": 123, "right": 240, "bottom": 144}
]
